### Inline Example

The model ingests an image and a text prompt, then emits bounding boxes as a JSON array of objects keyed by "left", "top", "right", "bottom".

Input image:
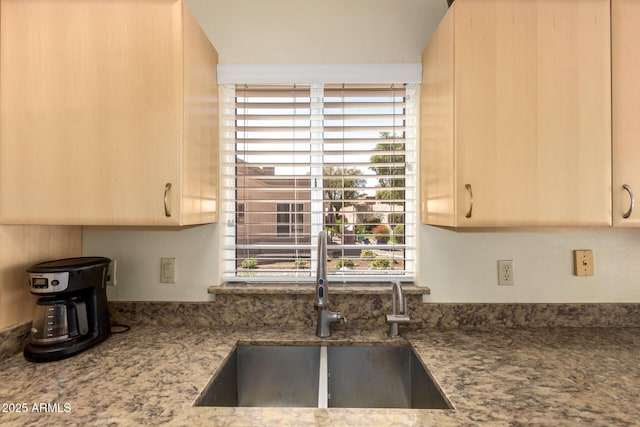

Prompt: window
[
  {"left": 277, "top": 203, "right": 304, "bottom": 237},
  {"left": 222, "top": 83, "right": 417, "bottom": 282},
  {"left": 236, "top": 203, "right": 245, "bottom": 225}
]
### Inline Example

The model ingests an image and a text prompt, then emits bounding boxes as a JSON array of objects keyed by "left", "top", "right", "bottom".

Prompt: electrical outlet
[
  {"left": 574, "top": 250, "right": 594, "bottom": 276},
  {"left": 107, "top": 259, "right": 117, "bottom": 286},
  {"left": 497, "top": 260, "right": 514, "bottom": 286},
  {"left": 160, "top": 257, "right": 176, "bottom": 284}
]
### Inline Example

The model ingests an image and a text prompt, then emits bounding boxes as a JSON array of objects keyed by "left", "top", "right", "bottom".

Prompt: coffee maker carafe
[
  {"left": 30, "top": 298, "right": 89, "bottom": 345},
  {"left": 24, "top": 257, "right": 111, "bottom": 362}
]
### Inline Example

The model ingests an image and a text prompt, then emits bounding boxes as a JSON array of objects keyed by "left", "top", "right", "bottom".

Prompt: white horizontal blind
[{"left": 222, "top": 83, "right": 417, "bottom": 282}]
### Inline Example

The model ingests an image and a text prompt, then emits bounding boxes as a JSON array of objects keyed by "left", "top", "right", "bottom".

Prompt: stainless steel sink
[
  {"left": 194, "top": 344, "right": 452, "bottom": 409},
  {"left": 194, "top": 345, "right": 320, "bottom": 407},
  {"left": 327, "top": 345, "right": 451, "bottom": 409}
]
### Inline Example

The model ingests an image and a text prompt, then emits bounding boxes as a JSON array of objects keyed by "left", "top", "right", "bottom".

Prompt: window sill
[{"left": 207, "top": 282, "right": 430, "bottom": 296}]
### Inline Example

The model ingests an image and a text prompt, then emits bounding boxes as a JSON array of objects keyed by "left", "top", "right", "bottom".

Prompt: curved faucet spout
[
  {"left": 387, "top": 281, "right": 410, "bottom": 338},
  {"left": 391, "top": 281, "right": 407, "bottom": 315}
]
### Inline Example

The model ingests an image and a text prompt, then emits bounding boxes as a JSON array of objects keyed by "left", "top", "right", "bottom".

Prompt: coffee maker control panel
[{"left": 29, "top": 272, "right": 69, "bottom": 294}]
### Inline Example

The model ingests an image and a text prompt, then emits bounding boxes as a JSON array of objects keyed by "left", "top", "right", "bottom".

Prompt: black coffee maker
[{"left": 24, "top": 257, "right": 111, "bottom": 362}]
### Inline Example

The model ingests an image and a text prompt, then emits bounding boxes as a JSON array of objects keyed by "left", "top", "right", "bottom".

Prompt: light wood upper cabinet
[
  {"left": 421, "top": 0, "right": 611, "bottom": 227},
  {"left": 612, "top": 0, "right": 640, "bottom": 227},
  {"left": 0, "top": 0, "right": 218, "bottom": 226}
]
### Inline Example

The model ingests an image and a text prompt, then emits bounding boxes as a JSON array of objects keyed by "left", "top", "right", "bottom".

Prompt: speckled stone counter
[
  {"left": 0, "top": 322, "right": 30, "bottom": 361},
  {"left": 111, "top": 299, "right": 640, "bottom": 330},
  {"left": 1, "top": 325, "right": 639, "bottom": 426}
]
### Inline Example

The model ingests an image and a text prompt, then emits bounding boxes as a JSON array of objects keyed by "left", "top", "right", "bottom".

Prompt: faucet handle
[
  {"left": 386, "top": 313, "right": 410, "bottom": 338},
  {"left": 386, "top": 313, "right": 410, "bottom": 323}
]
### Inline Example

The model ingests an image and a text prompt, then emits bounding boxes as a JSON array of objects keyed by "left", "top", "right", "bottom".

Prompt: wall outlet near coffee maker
[
  {"left": 160, "top": 257, "right": 177, "bottom": 284},
  {"left": 107, "top": 259, "right": 117, "bottom": 286}
]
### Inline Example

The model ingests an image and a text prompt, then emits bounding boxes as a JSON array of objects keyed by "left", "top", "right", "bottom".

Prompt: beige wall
[
  {"left": 83, "top": 224, "right": 218, "bottom": 302},
  {"left": 185, "top": 0, "right": 448, "bottom": 64},
  {"left": 420, "top": 226, "right": 640, "bottom": 303},
  {"left": 0, "top": 225, "right": 82, "bottom": 330}
]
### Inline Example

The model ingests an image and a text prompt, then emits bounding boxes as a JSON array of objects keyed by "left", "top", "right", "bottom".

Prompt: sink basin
[
  {"left": 194, "top": 345, "right": 320, "bottom": 407},
  {"left": 328, "top": 345, "right": 451, "bottom": 409},
  {"left": 194, "top": 344, "right": 452, "bottom": 409}
]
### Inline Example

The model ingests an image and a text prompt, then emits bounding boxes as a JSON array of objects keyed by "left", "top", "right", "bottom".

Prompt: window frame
[{"left": 221, "top": 82, "right": 418, "bottom": 283}]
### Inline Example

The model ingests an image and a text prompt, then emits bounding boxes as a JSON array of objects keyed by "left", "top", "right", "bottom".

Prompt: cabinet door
[
  {"left": 454, "top": 0, "right": 611, "bottom": 226},
  {"left": 612, "top": 0, "right": 640, "bottom": 227},
  {"left": 420, "top": 5, "right": 455, "bottom": 226},
  {"left": 0, "top": 0, "right": 182, "bottom": 225},
  {"left": 182, "top": 4, "right": 219, "bottom": 225}
]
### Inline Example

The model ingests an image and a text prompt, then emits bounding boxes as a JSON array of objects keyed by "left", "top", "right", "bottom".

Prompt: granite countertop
[{"left": 1, "top": 325, "right": 639, "bottom": 426}]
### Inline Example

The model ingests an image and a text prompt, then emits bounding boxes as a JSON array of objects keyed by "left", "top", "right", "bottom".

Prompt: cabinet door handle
[
  {"left": 164, "top": 183, "right": 172, "bottom": 217},
  {"left": 623, "top": 184, "right": 634, "bottom": 219},
  {"left": 465, "top": 184, "right": 473, "bottom": 219}
]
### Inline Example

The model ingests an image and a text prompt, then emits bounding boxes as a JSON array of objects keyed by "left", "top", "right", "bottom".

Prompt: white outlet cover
[
  {"left": 160, "top": 257, "right": 176, "bottom": 284},
  {"left": 107, "top": 260, "right": 117, "bottom": 286},
  {"left": 497, "top": 260, "right": 514, "bottom": 286}
]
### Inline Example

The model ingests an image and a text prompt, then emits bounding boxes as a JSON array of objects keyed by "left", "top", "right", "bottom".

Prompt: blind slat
[
  {"left": 231, "top": 150, "right": 408, "bottom": 156},
  {"left": 323, "top": 126, "right": 406, "bottom": 133},
  {"left": 323, "top": 102, "right": 403, "bottom": 109},
  {"left": 236, "top": 102, "right": 311, "bottom": 109}
]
